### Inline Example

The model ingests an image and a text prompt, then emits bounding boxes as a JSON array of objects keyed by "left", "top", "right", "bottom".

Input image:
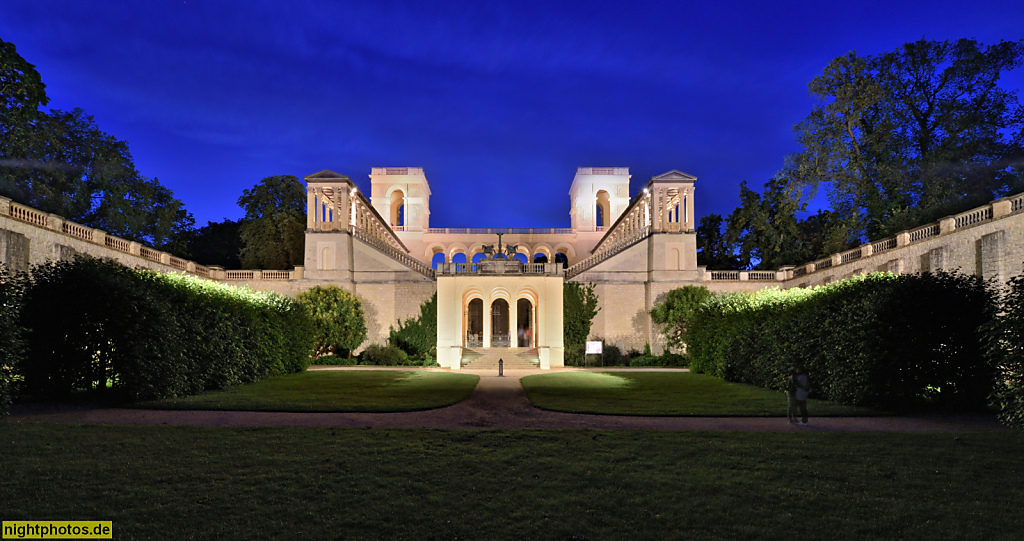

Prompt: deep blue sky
[{"left": 2, "top": 1, "right": 1022, "bottom": 229}]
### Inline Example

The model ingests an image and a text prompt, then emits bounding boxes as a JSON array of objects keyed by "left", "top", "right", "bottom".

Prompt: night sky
[{"left": 2, "top": 1, "right": 1022, "bottom": 230}]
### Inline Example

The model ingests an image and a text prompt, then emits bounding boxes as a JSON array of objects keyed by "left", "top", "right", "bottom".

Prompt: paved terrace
[{"left": 5, "top": 368, "right": 1003, "bottom": 432}]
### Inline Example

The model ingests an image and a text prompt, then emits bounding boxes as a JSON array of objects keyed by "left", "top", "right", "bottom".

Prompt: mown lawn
[
  {"left": 522, "top": 371, "right": 882, "bottom": 416},
  {"left": 1, "top": 423, "right": 1021, "bottom": 540},
  {"left": 135, "top": 370, "right": 479, "bottom": 412}
]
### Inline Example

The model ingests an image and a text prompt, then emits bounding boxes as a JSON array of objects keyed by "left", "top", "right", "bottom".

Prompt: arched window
[
  {"left": 596, "top": 190, "right": 610, "bottom": 228},
  {"left": 554, "top": 253, "right": 568, "bottom": 268},
  {"left": 452, "top": 252, "right": 467, "bottom": 264},
  {"left": 533, "top": 254, "right": 548, "bottom": 263},
  {"left": 431, "top": 252, "right": 446, "bottom": 269},
  {"left": 390, "top": 190, "right": 405, "bottom": 227}
]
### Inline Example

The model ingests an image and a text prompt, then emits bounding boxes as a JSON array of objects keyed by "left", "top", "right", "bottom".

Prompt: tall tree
[
  {"left": 0, "top": 38, "right": 47, "bottom": 162},
  {"left": 237, "top": 175, "right": 306, "bottom": 269},
  {"left": 0, "top": 38, "right": 194, "bottom": 252},
  {"left": 695, "top": 213, "right": 740, "bottom": 270},
  {"left": 185, "top": 218, "right": 245, "bottom": 268},
  {"left": 788, "top": 38, "right": 1024, "bottom": 242},
  {"left": 724, "top": 176, "right": 833, "bottom": 269}
]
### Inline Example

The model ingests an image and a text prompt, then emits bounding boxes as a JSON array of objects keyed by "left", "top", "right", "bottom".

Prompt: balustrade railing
[
  {"left": 1011, "top": 193, "right": 1024, "bottom": 213},
  {"left": 9, "top": 202, "right": 47, "bottom": 227},
  {"left": 105, "top": 236, "right": 131, "bottom": 253},
  {"left": 565, "top": 225, "right": 651, "bottom": 279},
  {"left": 955, "top": 207, "right": 992, "bottom": 228},
  {"left": 840, "top": 249, "right": 862, "bottom": 264},
  {"left": 352, "top": 227, "right": 435, "bottom": 279},
  {"left": 140, "top": 246, "right": 161, "bottom": 262},
  {"left": 426, "top": 227, "right": 574, "bottom": 235},
  {"left": 262, "top": 270, "right": 291, "bottom": 280},
  {"left": 908, "top": 224, "right": 939, "bottom": 242},
  {"left": 710, "top": 271, "right": 740, "bottom": 280},
  {"left": 62, "top": 222, "right": 93, "bottom": 241},
  {"left": 813, "top": 258, "right": 832, "bottom": 271},
  {"left": 872, "top": 238, "right": 897, "bottom": 253},
  {"left": 169, "top": 256, "right": 188, "bottom": 271},
  {"left": 225, "top": 270, "right": 255, "bottom": 280},
  {"left": 748, "top": 271, "right": 777, "bottom": 281}
]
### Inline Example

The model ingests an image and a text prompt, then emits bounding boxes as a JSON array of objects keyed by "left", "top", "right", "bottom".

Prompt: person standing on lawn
[
  {"left": 786, "top": 368, "right": 799, "bottom": 424},
  {"left": 794, "top": 366, "right": 809, "bottom": 425}
]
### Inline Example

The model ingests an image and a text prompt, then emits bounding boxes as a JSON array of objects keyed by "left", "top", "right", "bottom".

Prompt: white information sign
[{"left": 585, "top": 341, "right": 603, "bottom": 355}]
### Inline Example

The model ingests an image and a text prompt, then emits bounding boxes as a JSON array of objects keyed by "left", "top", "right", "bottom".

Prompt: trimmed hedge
[
  {"left": 684, "top": 272, "right": 995, "bottom": 411},
  {"left": 988, "top": 267, "right": 1024, "bottom": 428},
  {"left": 19, "top": 257, "right": 313, "bottom": 401},
  {"left": 0, "top": 264, "right": 26, "bottom": 412}
]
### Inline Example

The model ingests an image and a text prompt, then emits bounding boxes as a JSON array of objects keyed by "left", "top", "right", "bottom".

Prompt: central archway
[
  {"left": 517, "top": 298, "right": 534, "bottom": 347},
  {"left": 490, "top": 299, "right": 510, "bottom": 347},
  {"left": 466, "top": 298, "right": 483, "bottom": 347}
]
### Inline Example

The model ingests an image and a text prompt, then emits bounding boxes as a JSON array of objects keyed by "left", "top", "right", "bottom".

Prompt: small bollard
[{"left": 498, "top": 358, "right": 504, "bottom": 377}]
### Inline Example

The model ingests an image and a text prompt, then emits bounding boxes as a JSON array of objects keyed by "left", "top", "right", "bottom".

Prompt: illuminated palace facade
[
  {"left": 303, "top": 166, "right": 704, "bottom": 369},
  {"left": 5, "top": 166, "right": 1019, "bottom": 369}
]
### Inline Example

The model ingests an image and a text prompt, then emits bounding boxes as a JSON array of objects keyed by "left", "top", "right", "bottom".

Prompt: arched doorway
[
  {"left": 466, "top": 298, "right": 483, "bottom": 347},
  {"left": 491, "top": 299, "right": 510, "bottom": 347},
  {"left": 517, "top": 298, "right": 534, "bottom": 347}
]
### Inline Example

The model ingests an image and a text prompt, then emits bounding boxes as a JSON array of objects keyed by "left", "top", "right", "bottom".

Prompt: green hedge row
[
  {"left": 685, "top": 272, "right": 995, "bottom": 411},
  {"left": 988, "top": 270, "right": 1024, "bottom": 428},
  {"left": 0, "top": 264, "right": 25, "bottom": 411},
  {"left": 18, "top": 257, "right": 313, "bottom": 401}
]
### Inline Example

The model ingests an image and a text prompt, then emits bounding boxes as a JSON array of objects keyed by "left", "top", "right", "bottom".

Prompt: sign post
[{"left": 585, "top": 341, "right": 603, "bottom": 367}]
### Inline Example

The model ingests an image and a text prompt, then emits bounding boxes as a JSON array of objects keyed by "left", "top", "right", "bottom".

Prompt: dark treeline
[{"left": 700, "top": 38, "right": 1024, "bottom": 271}]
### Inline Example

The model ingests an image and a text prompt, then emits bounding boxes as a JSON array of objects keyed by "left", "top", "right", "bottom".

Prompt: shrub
[
  {"left": 564, "top": 282, "right": 599, "bottom": 366},
  {"left": 296, "top": 285, "right": 367, "bottom": 358},
  {"left": 0, "top": 264, "right": 26, "bottom": 412},
  {"left": 358, "top": 344, "right": 410, "bottom": 366},
  {"left": 650, "top": 285, "right": 712, "bottom": 353},
  {"left": 311, "top": 354, "right": 359, "bottom": 366},
  {"left": 628, "top": 353, "right": 687, "bottom": 367},
  {"left": 19, "top": 257, "right": 313, "bottom": 401},
  {"left": 683, "top": 272, "right": 995, "bottom": 411},
  {"left": 389, "top": 292, "right": 437, "bottom": 359},
  {"left": 987, "top": 266, "right": 1024, "bottom": 428}
]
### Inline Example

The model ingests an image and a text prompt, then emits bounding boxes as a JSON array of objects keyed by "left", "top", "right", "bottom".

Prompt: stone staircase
[{"left": 461, "top": 348, "right": 540, "bottom": 370}]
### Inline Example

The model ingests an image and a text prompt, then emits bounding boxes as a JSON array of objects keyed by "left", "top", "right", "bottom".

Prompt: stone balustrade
[
  {"left": 437, "top": 261, "right": 561, "bottom": 276},
  {"left": 1, "top": 195, "right": 308, "bottom": 284},
  {"left": 706, "top": 192, "right": 1024, "bottom": 283}
]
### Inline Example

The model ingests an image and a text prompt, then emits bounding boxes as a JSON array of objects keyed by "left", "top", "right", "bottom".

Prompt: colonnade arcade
[{"left": 462, "top": 286, "right": 537, "bottom": 349}]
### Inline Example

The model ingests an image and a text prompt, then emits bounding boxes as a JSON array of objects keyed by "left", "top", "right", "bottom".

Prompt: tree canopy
[
  {"left": 237, "top": 175, "right": 306, "bottom": 269},
  {"left": 0, "top": 38, "right": 193, "bottom": 253},
  {"left": 788, "top": 38, "right": 1024, "bottom": 243},
  {"left": 704, "top": 38, "right": 1024, "bottom": 271}
]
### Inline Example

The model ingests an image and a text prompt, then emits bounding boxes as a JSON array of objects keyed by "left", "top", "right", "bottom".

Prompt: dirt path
[{"left": 4, "top": 368, "right": 1003, "bottom": 432}]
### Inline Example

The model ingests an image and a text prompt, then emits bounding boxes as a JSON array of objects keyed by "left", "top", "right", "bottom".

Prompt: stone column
[
  {"left": 509, "top": 299, "right": 518, "bottom": 347},
  {"left": 331, "top": 186, "right": 342, "bottom": 231},
  {"left": 338, "top": 186, "right": 351, "bottom": 231},
  {"left": 483, "top": 301, "right": 492, "bottom": 349},
  {"left": 306, "top": 187, "right": 316, "bottom": 229},
  {"left": 684, "top": 188, "right": 695, "bottom": 231}
]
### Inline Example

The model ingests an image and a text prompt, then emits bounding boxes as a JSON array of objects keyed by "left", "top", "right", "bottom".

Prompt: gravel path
[{"left": 4, "top": 368, "right": 1003, "bottom": 432}]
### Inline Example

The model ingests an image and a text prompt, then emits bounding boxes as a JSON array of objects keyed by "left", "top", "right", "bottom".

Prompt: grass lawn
[
  {"left": 2, "top": 423, "right": 1022, "bottom": 540},
  {"left": 135, "top": 370, "right": 479, "bottom": 412},
  {"left": 522, "top": 371, "right": 882, "bottom": 416}
]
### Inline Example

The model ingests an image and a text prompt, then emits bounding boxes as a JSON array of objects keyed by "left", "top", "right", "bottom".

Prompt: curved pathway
[{"left": 5, "top": 368, "right": 1003, "bottom": 432}]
